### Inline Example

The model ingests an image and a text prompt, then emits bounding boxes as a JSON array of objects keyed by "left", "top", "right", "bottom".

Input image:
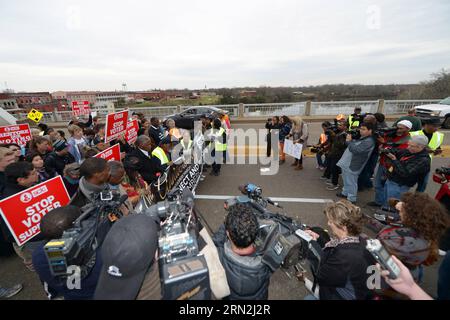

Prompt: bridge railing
[{"left": 12, "top": 99, "right": 441, "bottom": 123}]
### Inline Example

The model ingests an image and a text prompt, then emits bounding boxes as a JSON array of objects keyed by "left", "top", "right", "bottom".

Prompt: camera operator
[
  {"left": 70, "top": 157, "right": 111, "bottom": 208},
  {"left": 322, "top": 120, "right": 348, "bottom": 191},
  {"left": 32, "top": 206, "right": 103, "bottom": 300},
  {"left": 313, "top": 121, "right": 331, "bottom": 170},
  {"left": 357, "top": 115, "right": 380, "bottom": 190},
  {"left": 302, "top": 200, "right": 375, "bottom": 300},
  {"left": 336, "top": 122, "right": 375, "bottom": 204},
  {"left": 411, "top": 117, "right": 445, "bottom": 192},
  {"left": 367, "top": 120, "right": 412, "bottom": 207},
  {"left": 212, "top": 203, "right": 272, "bottom": 300},
  {"left": 369, "top": 192, "right": 449, "bottom": 283},
  {"left": 265, "top": 116, "right": 280, "bottom": 158},
  {"left": 94, "top": 214, "right": 161, "bottom": 300},
  {"left": 382, "top": 135, "right": 430, "bottom": 208}
]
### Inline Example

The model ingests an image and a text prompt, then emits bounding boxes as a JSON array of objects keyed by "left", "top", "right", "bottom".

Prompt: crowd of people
[
  {"left": 0, "top": 106, "right": 449, "bottom": 301},
  {"left": 0, "top": 111, "right": 230, "bottom": 299},
  {"left": 263, "top": 107, "right": 450, "bottom": 300}
]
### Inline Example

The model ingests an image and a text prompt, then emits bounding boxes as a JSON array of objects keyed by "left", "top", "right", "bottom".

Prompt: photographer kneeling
[
  {"left": 303, "top": 200, "right": 375, "bottom": 300},
  {"left": 212, "top": 203, "right": 272, "bottom": 300},
  {"left": 32, "top": 205, "right": 103, "bottom": 300}
]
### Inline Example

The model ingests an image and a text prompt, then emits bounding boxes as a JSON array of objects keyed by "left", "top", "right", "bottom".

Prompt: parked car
[
  {"left": 414, "top": 97, "right": 450, "bottom": 128},
  {"left": 163, "top": 106, "right": 228, "bottom": 129}
]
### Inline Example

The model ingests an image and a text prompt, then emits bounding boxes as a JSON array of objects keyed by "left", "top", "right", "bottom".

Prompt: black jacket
[
  {"left": 316, "top": 239, "right": 375, "bottom": 300},
  {"left": 44, "top": 152, "right": 76, "bottom": 176},
  {"left": 387, "top": 148, "right": 431, "bottom": 187},
  {"left": 127, "top": 148, "right": 159, "bottom": 184},
  {"left": 212, "top": 224, "right": 272, "bottom": 300}
]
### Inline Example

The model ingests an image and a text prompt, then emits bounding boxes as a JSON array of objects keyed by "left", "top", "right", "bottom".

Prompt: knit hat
[
  {"left": 396, "top": 120, "right": 413, "bottom": 129},
  {"left": 53, "top": 140, "right": 69, "bottom": 152}
]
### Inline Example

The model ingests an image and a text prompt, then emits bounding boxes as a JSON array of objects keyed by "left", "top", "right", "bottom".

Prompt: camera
[
  {"left": 436, "top": 167, "right": 450, "bottom": 176},
  {"left": 225, "top": 184, "right": 325, "bottom": 275},
  {"left": 348, "top": 128, "right": 361, "bottom": 140},
  {"left": 143, "top": 188, "right": 210, "bottom": 300},
  {"left": 44, "top": 188, "right": 128, "bottom": 279},
  {"left": 310, "top": 146, "right": 322, "bottom": 153},
  {"left": 375, "top": 127, "right": 397, "bottom": 138},
  {"left": 379, "top": 148, "right": 393, "bottom": 155}
]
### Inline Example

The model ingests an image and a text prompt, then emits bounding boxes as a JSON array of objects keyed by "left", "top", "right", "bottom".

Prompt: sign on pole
[
  {"left": 0, "top": 124, "right": 32, "bottom": 147},
  {"left": 93, "top": 143, "right": 121, "bottom": 162},
  {"left": 283, "top": 139, "right": 303, "bottom": 159},
  {"left": 72, "top": 100, "right": 91, "bottom": 117},
  {"left": 104, "top": 110, "right": 129, "bottom": 143},
  {"left": 125, "top": 120, "right": 139, "bottom": 144},
  {"left": 0, "top": 176, "right": 71, "bottom": 246},
  {"left": 27, "top": 109, "right": 43, "bottom": 123}
]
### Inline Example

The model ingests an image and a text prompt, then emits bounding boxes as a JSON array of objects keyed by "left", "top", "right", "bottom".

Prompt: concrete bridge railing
[{"left": 13, "top": 99, "right": 440, "bottom": 123}]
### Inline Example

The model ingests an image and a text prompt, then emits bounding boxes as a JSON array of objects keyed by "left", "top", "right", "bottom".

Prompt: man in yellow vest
[
  {"left": 151, "top": 136, "right": 172, "bottom": 171},
  {"left": 210, "top": 118, "right": 227, "bottom": 176},
  {"left": 348, "top": 107, "right": 363, "bottom": 129},
  {"left": 410, "top": 117, "right": 444, "bottom": 192}
]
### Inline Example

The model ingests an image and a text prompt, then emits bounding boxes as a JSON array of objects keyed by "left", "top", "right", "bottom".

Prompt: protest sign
[
  {"left": 93, "top": 143, "right": 121, "bottom": 162},
  {"left": 283, "top": 139, "right": 303, "bottom": 159},
  {"left": 0, "top": 124, "right": 32, "bottom": 146},
  {"left": 125, "top": 119, "right": 139, "bottom": 144},
  {"left": 104, "top": 110, "right": 129, "bottom": 143}
]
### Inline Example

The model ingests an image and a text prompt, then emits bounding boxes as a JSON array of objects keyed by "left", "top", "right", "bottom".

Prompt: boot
[
  {"left": 295, "top": 163, "right": 303, "bottom": 170},
  {"left": 291, "top": 159, "right": 298, "bottom": 166}
]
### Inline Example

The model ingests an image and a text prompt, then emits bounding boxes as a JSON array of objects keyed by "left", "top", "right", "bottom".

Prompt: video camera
[
  {"left": 44, "top": 188, "right": 128, "bottom": 279},
  {"left": 348, "top": 128, "right": 361, "bottom": 140},
  {"left": 375, "top": 127, "right": 397, "bottom": 138},
  {"left": 143, "top": 188, "right": 210, "bottom": 300},
  {"left": 225, "top": 184, "right": 325, "bottom": 275},
  {"left": 436, "top": 167, "right": 450, "bottom": 176}
]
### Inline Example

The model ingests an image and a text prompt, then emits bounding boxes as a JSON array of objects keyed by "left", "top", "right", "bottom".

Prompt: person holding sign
[{"left": 286, "top": 116, "right": 308, "bottom": 171}]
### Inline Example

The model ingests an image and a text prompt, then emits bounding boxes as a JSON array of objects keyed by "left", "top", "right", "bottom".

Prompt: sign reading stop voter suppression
[
  {"left": 104, "top": 110, "right": 129, "bottom": 143},
  {"left": 72, "top": 100, "right": 91, "bottom": 117},
  {"left": 0, "top": 176, "right": 71, "bottom": 246},
  {"left": 94, "top": 143, "right": 121, "bottom": 162},
  {"left": 125, "top": 120, "right": 139, "bottom": 144},
  {"left": 0, "top": 124, "right": 32, "bottom": 147}
]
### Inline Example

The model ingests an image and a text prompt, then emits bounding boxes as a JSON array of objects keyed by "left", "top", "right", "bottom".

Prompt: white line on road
[{"left": 194, "top": 195, "right": 333, "bottom": 203}]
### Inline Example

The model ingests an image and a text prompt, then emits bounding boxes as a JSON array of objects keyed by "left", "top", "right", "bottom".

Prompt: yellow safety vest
[
  {"left": 152, "top": 147, "right": 169, "bottom": 165},
  {"left": 214, "top": 127, "right": 227, "bottom": 152},
  {"left": 348, "top": 115, "right": 360, "bottom": 128},
  {"left": 410, "top": 130, "right": 444, "bottom": 159}
]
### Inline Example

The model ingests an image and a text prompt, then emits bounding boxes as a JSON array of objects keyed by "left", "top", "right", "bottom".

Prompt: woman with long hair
[{"left": 373, "top": 192, "right": 449, "bottom": 282}]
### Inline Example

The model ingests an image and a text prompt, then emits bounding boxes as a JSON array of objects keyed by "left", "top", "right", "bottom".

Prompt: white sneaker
[
  {"left": 326, "top": 185, "right": 340, "bottom": 191},
  {"left": 439, "top": 249, "right": 447, "bottom": 256}
]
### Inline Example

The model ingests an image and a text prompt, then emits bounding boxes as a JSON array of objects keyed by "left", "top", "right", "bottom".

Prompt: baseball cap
[
  {"left": 94, "top": 214, "right": 160, "bottom": 300},
  {"left": 423, "top": 117, "right": 441, "bottom": 126},
  {"left": 53, "top": 140, "right": 69, "bottom": 152}
]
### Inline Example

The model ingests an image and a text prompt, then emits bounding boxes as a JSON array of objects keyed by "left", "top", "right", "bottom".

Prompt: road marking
[{"left": 194, "top": 194, "right": 333, "bottom": 203}]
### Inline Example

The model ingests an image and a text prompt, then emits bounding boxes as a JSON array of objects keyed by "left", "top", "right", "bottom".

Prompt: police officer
[
  {"left": 410, "top": 117, "right": 445, "bottom": 192},
  {"left": 210, "top": 118, "right": 227, "bottom": 176},
  {"left": 348, "top": 107, "right": 363, "bottom": 129}
]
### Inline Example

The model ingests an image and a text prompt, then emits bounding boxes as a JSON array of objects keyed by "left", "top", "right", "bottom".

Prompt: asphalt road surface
[{"left": 1, "top": 120, "right": 448, "bottom": 300}]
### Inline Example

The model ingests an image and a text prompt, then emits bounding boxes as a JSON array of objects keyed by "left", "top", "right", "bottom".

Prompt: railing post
[
  {"left": 377, "top": 99, "right": 385, "bottom": 114},
  {"left": 176, "top": 105, "right": 182, "bottom": 113},
  {"left": 304, "top": 100, "right": 312, "bottom": 116},
  {"left": 52, "top": 108, "right": 59, "bottom": 122},
  {"left": 238, "top": 103, "right": 245, "bottom": 118}
]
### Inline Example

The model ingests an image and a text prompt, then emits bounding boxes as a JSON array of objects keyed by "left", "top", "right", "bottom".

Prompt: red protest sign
[
  {"left": 72, "top": 100, "right": 91, "bottom": 117},
  {"left": 104, "top": 110, "right": 129, "bottom": 143},
  {"left": 125, "top": 120, "right": 139, "bottom": 144},
  {"left": 0, "top": 176, "right": 70, "bottom": 246},
  {"left": 93, "top": 143, "right": 121, "bottom": 162},
  {"left": 0, "top": 124, "right": 32, "bottom": 147}
]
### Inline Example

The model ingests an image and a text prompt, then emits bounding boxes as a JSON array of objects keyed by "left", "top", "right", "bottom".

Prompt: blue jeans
[
  {"left": 341, "top": 169, "right": 359, "bottom": 202},
  {"left": 374, "top": 165, "right": 387, "bottom": 205},
  {"left": 316, "top": 153, "right": 326, "bottom": 167},
  {"left": 384, "top": 180, "right": 410, "bottom": 207},
  {"left": 416, "top": 171, "right": 430, "bottom": 192}
]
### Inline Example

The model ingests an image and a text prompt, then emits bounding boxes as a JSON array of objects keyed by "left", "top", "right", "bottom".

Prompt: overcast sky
[{"left": 1, "top": 0, "right": 449, "bottom": 92}]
